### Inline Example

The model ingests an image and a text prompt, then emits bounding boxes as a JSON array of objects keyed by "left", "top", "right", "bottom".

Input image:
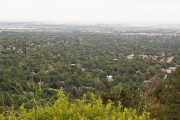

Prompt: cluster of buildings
[
  {"left": 126, "top": 53, "right": 175, "bottom": 64},
  {"left": 0, "top": 41, "right": 44, "bottom": 55}
]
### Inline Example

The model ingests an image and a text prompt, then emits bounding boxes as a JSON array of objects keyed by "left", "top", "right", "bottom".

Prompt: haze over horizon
[{"left": 1, "top": 0, "right": 180, "bottom": 25}]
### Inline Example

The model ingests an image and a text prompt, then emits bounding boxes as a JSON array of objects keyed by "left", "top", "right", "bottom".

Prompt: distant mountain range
[{"left": 0, "top": 22, "right": 180, "bottom": 33}]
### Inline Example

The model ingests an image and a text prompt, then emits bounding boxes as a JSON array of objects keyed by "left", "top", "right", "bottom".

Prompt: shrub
[{"left": 0, "top": 89, "right": 151, "bottom": 120}]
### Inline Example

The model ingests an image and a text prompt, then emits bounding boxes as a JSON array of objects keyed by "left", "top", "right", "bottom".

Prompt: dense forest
[{"left": 0, "top": 29, "right": 179, "bottom": 119}]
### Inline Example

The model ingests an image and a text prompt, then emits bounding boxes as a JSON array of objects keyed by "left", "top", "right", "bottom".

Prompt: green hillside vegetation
[{"left": 0, "top": 30, "right": 179, "bottom": 119}]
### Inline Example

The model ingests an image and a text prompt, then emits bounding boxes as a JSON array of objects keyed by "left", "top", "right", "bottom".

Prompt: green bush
[{"left": 0, "top": 89, "right": 152, "bottom": 120}]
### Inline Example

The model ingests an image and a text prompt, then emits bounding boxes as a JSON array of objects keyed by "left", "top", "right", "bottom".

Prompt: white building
[
  {"left": 107, "top": 75, "right": 113, "bottom": 82},
  {"left": 126, "top": 54, "right": 134, "bottom": 60}
]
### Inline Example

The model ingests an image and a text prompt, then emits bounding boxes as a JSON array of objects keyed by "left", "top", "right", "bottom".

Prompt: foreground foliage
[
  {"left": 151, "top": 68, "right": 180, "bottom": 120},
  {"left": 0, "top": 90, "right": 151, "bottom": 120}
]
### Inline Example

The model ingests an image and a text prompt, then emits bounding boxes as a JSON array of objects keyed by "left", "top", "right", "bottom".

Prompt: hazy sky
[{"left": 1, "top": 0, "right": 180, "bottom": 24}]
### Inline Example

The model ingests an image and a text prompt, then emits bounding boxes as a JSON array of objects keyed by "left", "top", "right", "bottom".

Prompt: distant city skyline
[{"left": 1, "top": 0, "right": 180, "bottom": 24}]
